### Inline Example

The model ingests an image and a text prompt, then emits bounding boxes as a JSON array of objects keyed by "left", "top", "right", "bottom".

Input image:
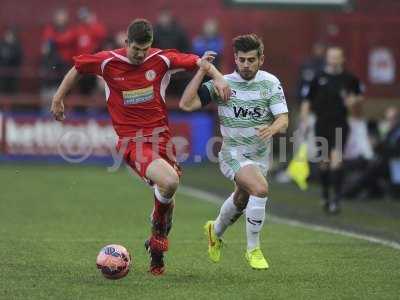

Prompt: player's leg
[
  {"left": 234, "top": 164, "right": 269, "bottom": 270},
  {"left": 214, "top": 185, "right": 248, "bottom": 237},
  {"left": 144, "top": 158, "right": 179, "bottom": 275},
  {"left": 122, "top": 136, "right": 179, "bottom": 275},
  {"left": 315, "top": 122, "right": 332, "bottom": 208},
  {"left": 328, "top": 124, "right": 349, "bottom": 214},
  {"left": 204, "top": 185, "right": 249, "bottom": 263},
  {"left": 319, "top": 160, "right": 331, "bottom": 211},
  {"left": 146, "top": 158, "right": 179, "bottom": 235}
]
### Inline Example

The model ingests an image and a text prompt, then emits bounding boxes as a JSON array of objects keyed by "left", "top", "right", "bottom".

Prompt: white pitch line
[{"left": 178, "top": 185, "right": 400, "bottom": 251}]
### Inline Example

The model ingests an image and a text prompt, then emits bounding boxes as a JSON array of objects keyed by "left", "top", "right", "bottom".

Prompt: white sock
[
  {"left": 214, "top": 193, "right": 243, "bottom": 238},
  {"left": 246, "top": 195, "right": 267, "bottom": 251},
  {"left": 154, "top": 185, "right": 173, "bottom": 204}
]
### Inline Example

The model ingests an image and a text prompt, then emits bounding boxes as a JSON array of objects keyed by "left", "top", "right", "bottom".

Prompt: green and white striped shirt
[{"left": 204, "top": 70, "right": 288, "bottom": 161}]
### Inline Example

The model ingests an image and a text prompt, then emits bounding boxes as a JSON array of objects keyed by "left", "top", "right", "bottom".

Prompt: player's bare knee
[
  {"left": 160, "top": 173, "right": 179, "bottom": 196},
  {"left": 249, "top": 183, "right": 268, "bottom": 198}
]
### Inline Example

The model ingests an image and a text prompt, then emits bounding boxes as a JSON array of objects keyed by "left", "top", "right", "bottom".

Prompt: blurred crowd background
[{"left": 0, "top": 0, "right": 399, "bottom": 201}]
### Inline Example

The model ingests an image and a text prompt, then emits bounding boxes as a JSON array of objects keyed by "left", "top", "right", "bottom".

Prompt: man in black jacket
[{"left": 300, "top": 46, "right": 363, "bottom": 213}]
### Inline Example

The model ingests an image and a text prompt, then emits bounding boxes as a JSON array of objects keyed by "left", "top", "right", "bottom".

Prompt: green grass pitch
[{"left": 0, "top": 164, "right": 399, "bottom": 299}]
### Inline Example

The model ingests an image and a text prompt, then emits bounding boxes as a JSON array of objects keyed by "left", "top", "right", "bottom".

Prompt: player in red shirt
[{"left": 50, "top": 19, "right": 230, "bottom": 276}]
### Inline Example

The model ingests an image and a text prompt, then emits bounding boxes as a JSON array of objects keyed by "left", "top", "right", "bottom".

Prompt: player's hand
[
  {"left": 214, "top": 77, "right": 231, "bottom": 102},
  {"left": 50, "top": 98, "right": 65, "bottom": 121},
  {"left": 256, "top": 125, "right": 274, "bottom": 141},
  {"left": 198, "top": 51, "right": 217, "bottom": 72},
  {"left": 202, "top": 51, "right": 217, "bottom": 63}
]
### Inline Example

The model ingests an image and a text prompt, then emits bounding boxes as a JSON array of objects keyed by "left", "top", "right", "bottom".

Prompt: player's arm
[
  {"left": 50, "top": 51, "right": 106, "bottom": 121},
  {"left": 257, "top": 113, "right": 289, "bottom": 140},
  {"left": 299, "top": 75, "right": 316, "bottom": 127},
  {"left": 179, "top": 52, "right": 218, "bottom": 112},
  {"left": 257, "top": 81, "right": 289, "bottom": 140},
  {"left": 179, "top": 68, "right": 208, "bottom": 112},
  {"left": 51, "top": 67, "right": 82, "bottom": 121},
  {"left": 169, "top": 50, "right": 230, "bottom": 101},
  {"left": 195, "top": 53, "right": 230, "bottom": 102}
]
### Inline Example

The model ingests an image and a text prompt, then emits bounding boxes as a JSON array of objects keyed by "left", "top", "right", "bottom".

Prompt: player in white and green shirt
[{"left": 179, "top": 34, "right": 289, "bottom": 270}]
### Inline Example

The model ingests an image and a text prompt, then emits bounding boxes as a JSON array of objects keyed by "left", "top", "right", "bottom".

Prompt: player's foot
[
  {"left": 328, "top": 200, "right": 341, "bottom": 215},
  {"left": 203, "top": 220, "right": 223, "bottom": 263},
  {"left": 245, "top": 247, "right": 269, "bottom": 270},
  {"left": 145, "top": 235, "right": 168, "bottom": 276}
]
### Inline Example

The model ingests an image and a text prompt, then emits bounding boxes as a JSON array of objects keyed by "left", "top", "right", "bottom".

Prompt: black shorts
[{"left": 315, "top": 120, "right": 349, "bottom": 155}]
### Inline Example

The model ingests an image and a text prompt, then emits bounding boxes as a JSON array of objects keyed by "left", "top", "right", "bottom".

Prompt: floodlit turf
[{"left": 0, "top": 164, "right": 399, "bottom": 299}]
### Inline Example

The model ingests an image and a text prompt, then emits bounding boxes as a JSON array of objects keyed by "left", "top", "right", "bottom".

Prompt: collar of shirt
[{"left": 232, "top": 70, "right": 261, "bottom": 84}]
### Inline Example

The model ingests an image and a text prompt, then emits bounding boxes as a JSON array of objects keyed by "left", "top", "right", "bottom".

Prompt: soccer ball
[{"left": 96, "top": 244, "right": 131, "bottom": 279}]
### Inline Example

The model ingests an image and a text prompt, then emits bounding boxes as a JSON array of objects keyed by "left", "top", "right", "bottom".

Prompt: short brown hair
[
  {"left": 127, "top": 18, "right": 153, "bottom": 44},
  {"left": 232, "top": 34, "right": 264, "bottom": 57}
]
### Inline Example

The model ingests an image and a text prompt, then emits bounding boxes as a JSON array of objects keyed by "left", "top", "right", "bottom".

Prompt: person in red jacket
[
  {"left": 75, "top": 7, "right": 107, "bottom": 55},
  {"left": 50, "top": 18, "right": 230, "bottom": 276},
  {"left": 74, "top": 7, "right": 107, "bottom": 95},
  {"left": 42, "top": 8, "right": 75, "bottom": 65}
]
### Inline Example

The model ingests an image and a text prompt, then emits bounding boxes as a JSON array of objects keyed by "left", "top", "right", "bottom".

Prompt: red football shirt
[{"left": 73, "top": 48, "right": 199, "bottom": 137}]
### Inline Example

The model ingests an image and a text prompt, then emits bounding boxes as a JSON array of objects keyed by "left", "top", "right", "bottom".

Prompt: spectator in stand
[
  {"left": 192, "top": 18, "right": 224, "bottom": 69},
  {"left": 75, "top": 6, "right": 107, "bottom": 95},
  {"left": 0, "top": 27, "right": 23, "bottom": 94},
  {"left": 42, "top": 8, "right": 75, "bottom": 65},
  {"left": 75, "top": 7, "right": 107, "bottom": 55},
  {"left": 40, "top": 8, "right": 74, "bottom": 113},
  {"left": 344, "top": 107, "right": 400, "bottom": 199},
  {"left": 153, "top": 8, "right": 191, "bottom": 96},
  {"left": 102, "top": 30, "right": 126, "bottom": 50},
  {"left": 153, "top": 8, "right": 190, "bottom": 52}
]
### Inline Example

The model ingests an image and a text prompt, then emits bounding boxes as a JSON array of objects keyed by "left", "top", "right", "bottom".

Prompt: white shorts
[{"left": 218, "top": 151, "right": 269, "bottom": 181}]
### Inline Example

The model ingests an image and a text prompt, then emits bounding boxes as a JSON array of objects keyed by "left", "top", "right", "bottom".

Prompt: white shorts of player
[{"left": 218, "top": 151, "right": 269, "bottom": 181}]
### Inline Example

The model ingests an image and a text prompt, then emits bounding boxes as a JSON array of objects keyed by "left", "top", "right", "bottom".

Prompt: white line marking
[{"left": 178, "top": 185, "right": 400, "bottom": 250}]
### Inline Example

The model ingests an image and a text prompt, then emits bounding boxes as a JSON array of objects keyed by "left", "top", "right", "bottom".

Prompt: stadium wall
[{"left": 0, "top": 112, "right": 214, "bottom": 165}]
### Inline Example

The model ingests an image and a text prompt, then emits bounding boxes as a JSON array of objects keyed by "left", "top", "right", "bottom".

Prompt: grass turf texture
[
  {"left": 1, "top": 164, "right": 399, "bottom": 299},
  {"left": 183, "top": 163, "right": 400, "bottom": 242}
]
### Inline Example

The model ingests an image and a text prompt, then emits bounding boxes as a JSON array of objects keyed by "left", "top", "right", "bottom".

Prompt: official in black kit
[{"left": 300, "top": 46, "right": 363, "bottom": 214}]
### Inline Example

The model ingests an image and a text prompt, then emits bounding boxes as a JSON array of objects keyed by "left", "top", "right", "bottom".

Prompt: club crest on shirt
[
  {"left": 260, "top": 87, "right": 272, "bottom": 99},
  {"left": 145, "top": 70, "right": 156, "bottom": 81}
]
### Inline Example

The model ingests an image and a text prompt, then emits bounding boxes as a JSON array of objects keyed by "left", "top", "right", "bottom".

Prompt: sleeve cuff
[{"left": 270, "top": 103, "right": 288, "bottom": 115}]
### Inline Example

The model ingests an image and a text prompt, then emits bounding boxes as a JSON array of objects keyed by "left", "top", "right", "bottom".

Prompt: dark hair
[
  {"left": 127, "top": 18, "right": 153, "bottom": 44},
  {"left": 232, "top": 34, "right": 264, "bottom": 57}
]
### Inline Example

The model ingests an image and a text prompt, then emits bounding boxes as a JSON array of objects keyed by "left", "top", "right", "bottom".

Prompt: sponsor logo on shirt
[
  {"left": 145, "top": 70, "right": 156, "bottom": 81},
  {"left": 122, "top": 86, "right": 154, "bottom": 105},
  {"left": 233, "top": 105, "right": 268, "bottom": 120}
]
